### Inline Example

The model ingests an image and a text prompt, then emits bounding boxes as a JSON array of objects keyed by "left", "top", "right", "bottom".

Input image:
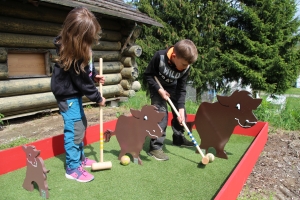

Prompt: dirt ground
[{"left": 0, "top": 106, "right": 299, "bottom": 199}]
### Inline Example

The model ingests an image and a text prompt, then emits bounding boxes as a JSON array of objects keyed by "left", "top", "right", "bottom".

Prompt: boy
[{"left": 144, "top": 39, "right": 198, "bottom": 161}]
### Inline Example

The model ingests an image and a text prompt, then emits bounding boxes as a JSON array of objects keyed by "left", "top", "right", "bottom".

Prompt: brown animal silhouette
[
  {"left": 187, "top": 90, "right": 262, "bottom": 159},
  {"left": 105, "top": 105, "right": 164, "bottom": 165},
  {"left": 22, "top": 145, "right": 50, "bottom": 199}
]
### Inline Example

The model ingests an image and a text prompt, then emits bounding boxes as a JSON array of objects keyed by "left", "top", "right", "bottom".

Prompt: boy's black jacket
[
  {"left": 144, "top": 47, "right": 190, "bottom": 109},
  {"left": 50, "top": 37, "right": 102, "bottom": 103}
]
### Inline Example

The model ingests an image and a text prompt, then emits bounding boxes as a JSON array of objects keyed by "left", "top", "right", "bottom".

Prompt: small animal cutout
[
  {"left": 187, "top": 90, "right": 262, "bottom": 159},
  {"left": 105, "top": 105, "right": 164, "bottom": 165},
  {"left": 22, "top": 145, "right": 50, "bottom": 199}
]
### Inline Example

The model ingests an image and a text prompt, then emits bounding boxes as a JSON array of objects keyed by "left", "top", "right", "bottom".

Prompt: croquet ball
[
  {"left": 120, "top": 155, "right": 130, "bottom": 166},
  {"left": 207, "top": 153, "right": 215, "bottom": 162}
]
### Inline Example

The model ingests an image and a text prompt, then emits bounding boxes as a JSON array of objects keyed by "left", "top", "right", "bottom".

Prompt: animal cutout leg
[
  {"left": 118, "top": 150, "right": 127, "bottom": 160},
  {"left": 22, "top": 177, "right": 34, "bottom": 191},
  {"left": 216, "top": 149, "right": 228, "bottom": 159}
]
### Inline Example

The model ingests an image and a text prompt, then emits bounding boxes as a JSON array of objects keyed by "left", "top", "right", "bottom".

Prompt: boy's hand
[
  {"left": 94, "top": 75, "right": 105, "bottom": 85},
  {"left": 98, "top": 97, "right": 106, "bottom": 106},
  {"left": 158, "top": 88, "right": 170, "bottom": 100},
  {"left": 177, "top": 108, "right": 185, "bottom": 125}
]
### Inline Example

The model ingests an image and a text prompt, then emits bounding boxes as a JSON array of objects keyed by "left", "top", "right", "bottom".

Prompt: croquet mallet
[
  {"left": 154, "top": 76, "right": 209, "bottom": 165},
  {"left": 91, "top": 58, "right": 112, "bottom": 171}
]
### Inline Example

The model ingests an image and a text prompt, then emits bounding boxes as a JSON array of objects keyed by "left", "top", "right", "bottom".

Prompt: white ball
[{"left": 207, "top": 153, "right": 215, "bottom": 162}]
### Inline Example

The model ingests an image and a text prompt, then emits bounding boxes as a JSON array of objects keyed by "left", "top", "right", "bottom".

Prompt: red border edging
[
  {"left": 0, "top": 120, "right": 116, "bottom": 175},
  {"left": 0, "top": 114, "right": 268, "bottom": 200}
]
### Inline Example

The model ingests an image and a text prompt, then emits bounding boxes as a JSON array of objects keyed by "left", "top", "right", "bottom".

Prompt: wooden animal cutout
[
  {"left": 105, "top": 105, "right": 164, "bottom": 165},
  {"left": 187, "top": 90, "right": 262, "bottom": 159},
  {"left": 22, "top": 145, "right": 50, "bottom": 199}
]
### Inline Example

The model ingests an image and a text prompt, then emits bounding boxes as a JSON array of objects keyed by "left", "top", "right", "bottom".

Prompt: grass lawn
[
  {"left": 0, "top": 128, "right": 254, "bottom": 200},
  {"left": 284, "top": 87, "right": 300, "bottom": 95}
]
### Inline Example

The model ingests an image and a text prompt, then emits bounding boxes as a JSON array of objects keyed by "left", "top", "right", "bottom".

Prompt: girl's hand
[
  {"left": 158, "top": 88, "right": 170, "bottom": 100},
  {"left": 98, "top": 97, "right": 106, "bottom": 106},
  {"left": 94, "top": 75, "right": 105, "bottom": 84}
]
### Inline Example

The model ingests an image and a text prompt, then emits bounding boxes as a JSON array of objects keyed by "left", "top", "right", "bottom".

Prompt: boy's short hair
[{"left": 174, "top": 39, "right": 198, "bottom": 64}]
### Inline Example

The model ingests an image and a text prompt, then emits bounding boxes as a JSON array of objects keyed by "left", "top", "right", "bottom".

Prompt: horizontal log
[
  {"left": 121, "top": 67, "right": 138, "bottom": 80},
  {"left": 0, "top": 74, "right": 122, "bottom": 97},
  {"left": 0, "top": 92, "right": 57, "bottom": 114},
  {"left": 50, "top": 50, "right": 122, "bottom": 63},
  {"left": 0, "top": 16, "right": 122, "bottom": 41},
  {"left": 0, "top": 33, "right": 55, "bottom": 48},
  {"left": 121, "top": 57, "right": 136, "bottom": 67},
  {"left": 94, "top": 62, "right": 124, "bottom": 73},
  {"left": 0, "top": 0, "right": 67, "bottom": 24},
  {"left": 0, "top": 33, "right": 121, "bottom": 50},
  {"left": 0, "top": 48, "right": 7, "bottom": 63},
  {"left": 92, "top": 51, "right": 121, "bottom": 61},
  {"left": 0, "top": 78, "right": 50, "bottom": 97},
  {"left": 0, "top": 1, "right": 122, "bottom": 30},
  {"left": 0, "top": 16, "right": 61, "bottom": 37},
  {"left": 0, "top": 84, "right": 123, "bottom": 116},
  {"left": 103, "top": 73, "right": 122, "bottom": 85},
  {"left": 100, "top": 30, "right": 122, "bottom": 42},
  {"left": 93, "top": 41, "right": 121, "bottom": 51},
  {"left": 122, "top": 45, "right": 142, "bottom": 57}
]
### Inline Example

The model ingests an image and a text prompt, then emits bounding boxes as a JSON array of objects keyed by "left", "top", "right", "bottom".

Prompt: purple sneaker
[
  {"left": 82, "top": 158, "right": 96, "bottom": 168},
  {"left": 65, "top": 166, "right": 94, "bottom": 182}
]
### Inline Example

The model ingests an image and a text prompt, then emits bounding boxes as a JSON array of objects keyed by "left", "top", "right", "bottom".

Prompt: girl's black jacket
[{"left": 50, "top": 37, "right": 102, "bottom": 103}]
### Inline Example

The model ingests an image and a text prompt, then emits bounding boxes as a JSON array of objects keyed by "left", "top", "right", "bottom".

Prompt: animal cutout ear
[
  {"left": 217, "top": 95, "right": 230, "bottom": 107},
  {"left": 22, "top": 145, "right": 27, "bottom": 152},
  {"left": 249, "top": 98, "right": 262, "bottom": 110},
  {"left": 140, "top": 105, "right": 165, "bottom": 122},
  {"left": 130, "top": 108, "right": 141, "bottom": 119}
]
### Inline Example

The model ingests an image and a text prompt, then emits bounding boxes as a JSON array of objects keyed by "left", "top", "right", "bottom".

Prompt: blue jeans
[
  {"left": 149, "top": 87, "right": 186, "bottom": 150},
  {"left": 57, "top": 97, "right": 87, "bottom": 169}
]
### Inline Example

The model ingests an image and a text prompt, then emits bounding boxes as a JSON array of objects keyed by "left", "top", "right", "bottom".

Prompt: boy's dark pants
[{"left": 149, "top": 87, "right": 186, "bottom": 151}]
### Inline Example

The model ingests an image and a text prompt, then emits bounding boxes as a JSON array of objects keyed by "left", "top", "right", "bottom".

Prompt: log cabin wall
[{"left": 0, "top": 0, "right": 144, "bottom": 119}]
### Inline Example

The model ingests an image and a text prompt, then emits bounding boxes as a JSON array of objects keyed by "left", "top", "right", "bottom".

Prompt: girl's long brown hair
[{"left": 57, "top": 7, "right": 101, "bottom": 74}]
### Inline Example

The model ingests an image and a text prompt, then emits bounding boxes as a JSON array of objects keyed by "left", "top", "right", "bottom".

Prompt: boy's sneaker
[
  {"left": 65, "top": 166, "right": 94, "bottom": 182},
  {"left": 148, "top": 149, "right": 169, "bottom": 161},
  {"left": 82, "top": 157, "right": 96, "bottom": 168},
  {"left": 172, "top": 134, "right": 194, "bottom": 147}
]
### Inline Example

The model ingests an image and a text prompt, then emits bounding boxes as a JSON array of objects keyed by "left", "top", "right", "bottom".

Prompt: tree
[
  {"left": 221, "top": 0, "right": 300, "bottom": 94},
  {"left": 134, "top": 0, "right": 300, "bottom": 96},
  {"left": 135, "top": 0, "right": 229, "bottom": 99}
]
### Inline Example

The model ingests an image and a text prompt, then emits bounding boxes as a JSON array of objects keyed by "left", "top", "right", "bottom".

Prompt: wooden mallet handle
[{"left": 154, "top": 76, "right": 209, "bottom": 165}]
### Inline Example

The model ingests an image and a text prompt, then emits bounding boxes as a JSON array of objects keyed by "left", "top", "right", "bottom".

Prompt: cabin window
[{"left": 7, "top": 52, "right": 50, "bottom": 78}]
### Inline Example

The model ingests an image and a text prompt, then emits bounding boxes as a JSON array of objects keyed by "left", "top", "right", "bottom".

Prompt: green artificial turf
[{"left": 0, "top": 128, "right": 254, "bottom": 200}]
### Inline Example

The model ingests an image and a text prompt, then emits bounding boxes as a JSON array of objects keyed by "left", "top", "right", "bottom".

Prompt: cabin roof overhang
[{"left": 38, "top": 0, "right": 163, "bottom": 27}]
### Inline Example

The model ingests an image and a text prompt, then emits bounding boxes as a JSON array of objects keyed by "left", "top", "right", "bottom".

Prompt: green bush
[{"left": 254, "top": 97, "right": 300, "bottom": 130}]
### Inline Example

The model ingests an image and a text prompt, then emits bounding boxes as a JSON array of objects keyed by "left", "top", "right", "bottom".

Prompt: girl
[{"left": 51, "top": 7, "right": 105, "bottom": 182}]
